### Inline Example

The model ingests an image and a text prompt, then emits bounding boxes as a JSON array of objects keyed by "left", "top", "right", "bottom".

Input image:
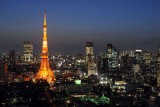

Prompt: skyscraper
[
  {"left": 157, "top": 46, "right": 160, "bottom": 86},
  {"left": 143, "top": 51, "right": 152, "bottom": 65},
  {"left": 85, "top": 42, "right": 94, "bottom": 64},
  {"left": 85, "top": 42, "right": 97, "bottom": 76},
  {"left": 9, "top": 50, "right": 16, "bottom": 64},
  {"left": 135, "top": 49, "right": 143, "bottom": 62},
  {"left": 157, "top": 45, "right": 160, "bottom": 65},
  {"left": 106, "top": 44, "right": 119, "bottom": 71},
  {"left": 35, "top": 11, "right": 55, "bottom": 84},
  {"left": 23, "top": 41, "right": 33, "bottom": 63}
]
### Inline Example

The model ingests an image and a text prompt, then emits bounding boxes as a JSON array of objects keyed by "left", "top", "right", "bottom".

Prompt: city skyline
[{"left": 0, "top": 0, "right": 160, "bottom": 54}]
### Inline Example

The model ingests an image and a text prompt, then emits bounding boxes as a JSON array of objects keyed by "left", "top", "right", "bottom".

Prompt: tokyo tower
[{"left": 35, "top": 11, "right": 55, "bottom": 84}]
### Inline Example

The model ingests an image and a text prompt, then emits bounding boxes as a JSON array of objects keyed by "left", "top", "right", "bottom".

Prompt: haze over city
[{"left": 0, "top": 0, "right": 160, "bottom": 54}]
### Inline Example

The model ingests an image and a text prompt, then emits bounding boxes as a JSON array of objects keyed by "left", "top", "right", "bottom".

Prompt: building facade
[
  {"left": 106, "top": 44, "right": 119, "bottom": 71},
  {"left": 23, "top": 41, "right": 33, "bottom": 63},
  {"left": 85, "top": 42, "right": 97, "bottom": 76}
]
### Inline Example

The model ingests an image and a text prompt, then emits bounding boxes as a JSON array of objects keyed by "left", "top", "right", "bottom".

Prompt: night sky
[{"left": 0, "top": 0, "right": 160, "bottom": 54}]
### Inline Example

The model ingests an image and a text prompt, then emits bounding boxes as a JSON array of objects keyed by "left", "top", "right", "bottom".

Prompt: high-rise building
[
  {"left": 9, "top": 50, "right": 16, "bottom": 64},
  {"left": 157, "top": 71, "right": 160, "bottom": 86},
  {"left": 157, "top": 46, "right": 160, "bottom": 86},
  {"left": 23, "top": 41, "right": 33, "bottom": 63},
  {"left": 35, "top": 11, "right": 55, "bottom": 84},
  {"left": 106, "top": 44, "right": 119, "bottom": 71},
  {"left": 85, "top": 42, "right": 94, "bottom": 64},
  {"left": 143, "top": 51, "right": 152, "bottom": 65},
  {"left": 157, "top": 45, "right": 160, "bottom": 65},
  {"left": 135, "top": 49, "right": 143, "bottom": 62},
  {"left": 98, "top": 51, "right": 107, "bottom": 74},
  {"left": 85, "top": 42, "right": 97, "bottom": 76},
  {"left": 120, "top": 50, "right": 135, "bottom": 57}
]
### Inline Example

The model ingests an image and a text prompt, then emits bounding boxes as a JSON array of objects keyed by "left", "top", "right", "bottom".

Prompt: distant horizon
[
  {"left": 0, "top": 41, "right": 159, "bottom": 56},
  {"left": 0, "top": 0, "right": 159, "bottom": 55}
]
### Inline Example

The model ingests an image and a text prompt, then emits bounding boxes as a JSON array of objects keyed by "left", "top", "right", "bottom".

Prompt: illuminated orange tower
[{"left": 35, "top": 11, "right": 55, "bottom": 83}]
